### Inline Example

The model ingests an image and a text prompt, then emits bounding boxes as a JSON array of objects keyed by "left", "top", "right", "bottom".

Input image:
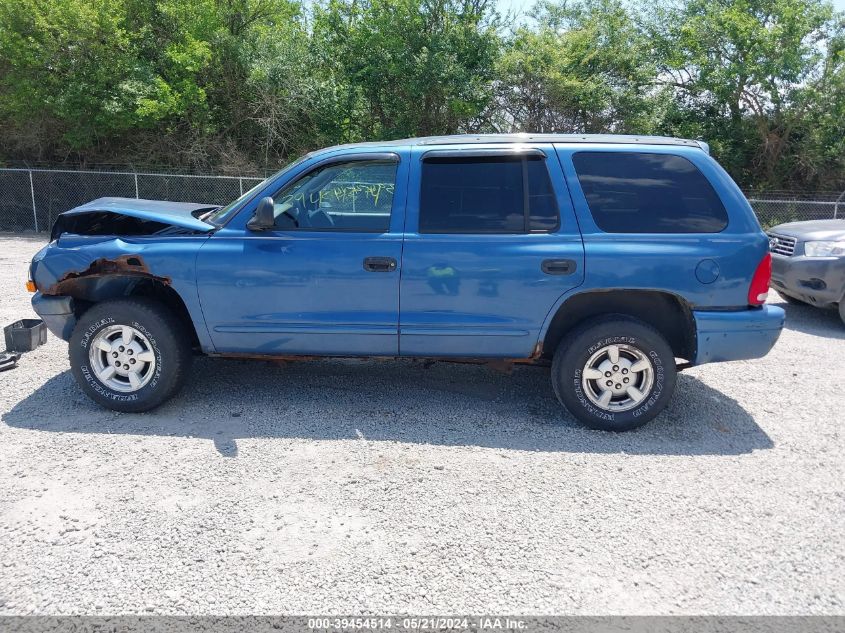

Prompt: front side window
[
  {"left": 419, "top": 155, "right": 559, "bottom": 234},
  {"left": 572, "top": 151, "right": 729, "bottom": 233},
  {"left": 272, "top": 159, "right": 398, "bottom": 232}
]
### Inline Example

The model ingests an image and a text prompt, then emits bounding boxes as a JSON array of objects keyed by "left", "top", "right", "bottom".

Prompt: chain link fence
[
  {"left": 745, "top": 190, "right": 845, "bottom": 228},
  {"left": 0, "top": 167, "right": 842, "bottom": 234},
  {"left": 0, "top": 168, "right": 263, "bottom": 233}
]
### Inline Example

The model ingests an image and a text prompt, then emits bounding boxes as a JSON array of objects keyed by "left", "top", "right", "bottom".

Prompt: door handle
[
  {"left": 541, "top": 259, "right": 577, "bottom": 275},
  {"left": 363, "top": 256, "right": 397, "bottom": 272}
]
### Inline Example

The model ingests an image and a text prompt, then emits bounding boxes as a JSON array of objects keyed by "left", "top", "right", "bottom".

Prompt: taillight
[{"left": 748, "top": 252, "right": 771, "bottom": 305}]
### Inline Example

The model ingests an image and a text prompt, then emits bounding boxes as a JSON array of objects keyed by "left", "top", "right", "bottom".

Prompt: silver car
[{"left": 768, "top": 219, "right": 845, "bottom": 324}]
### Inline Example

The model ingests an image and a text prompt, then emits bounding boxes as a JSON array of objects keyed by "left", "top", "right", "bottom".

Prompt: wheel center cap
[
  {"left": 598, "top": 358, "right": 633, "bottom": 396},
  {"left": 110, "top": 341, "right": 141, "bottom": 375}
]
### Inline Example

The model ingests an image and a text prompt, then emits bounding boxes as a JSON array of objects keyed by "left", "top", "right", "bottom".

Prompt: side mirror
[{"left": 247, "top": 197, "right": 275, "bottom": 231}]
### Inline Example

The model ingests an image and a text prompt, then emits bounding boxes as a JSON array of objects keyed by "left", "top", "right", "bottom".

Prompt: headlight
[
  {"left": 804, "top": 240, "right": 845, "bottom": 257},
  {"left": 26, "top": 263, "right": 37, "bottom": 292}
]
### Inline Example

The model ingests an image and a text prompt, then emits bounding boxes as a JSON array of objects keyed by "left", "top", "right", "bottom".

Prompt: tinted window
[
  {"left": 272, "top": 159, "right": 397, "bottom": 232},
  {"left": 419, "top": 155, "right": 559, "bottom": 233},
  {"left": 572, "top": 152, "right": 728, "bottom": 233}
]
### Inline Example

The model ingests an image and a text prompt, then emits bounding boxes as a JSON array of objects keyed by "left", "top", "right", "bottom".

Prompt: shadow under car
[{"left": 3, "top": 356, "right": 773, "bottom": 457}]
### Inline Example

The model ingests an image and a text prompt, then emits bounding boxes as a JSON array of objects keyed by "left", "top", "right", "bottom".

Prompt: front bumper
[
  {"left": 693, "top": 305, "right": 785, "bottom": 365},
  {"left": 770, "top": 253, "right": 845, "bottom": 306},
  {"left": 31, "top": 292, "right": 76, "bottom": 341}
]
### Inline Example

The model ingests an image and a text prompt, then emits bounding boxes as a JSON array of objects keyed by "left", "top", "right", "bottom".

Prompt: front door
[
  {"left": 196, "top": 151, "right": 408, "bottom": 356},
  {"left": 399, "top": 146, "right": 585, "bottom": 358}
]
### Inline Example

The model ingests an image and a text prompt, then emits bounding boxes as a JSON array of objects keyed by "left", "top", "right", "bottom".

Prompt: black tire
[
  {"left": 69, "top": 298, "right": 192, "bottom": 412},
  {"left": 551, "top": 315, "right": 677, "bottom": 432},
  {"left": 839, "top": 301, "right": 845, "bottom": 326}
]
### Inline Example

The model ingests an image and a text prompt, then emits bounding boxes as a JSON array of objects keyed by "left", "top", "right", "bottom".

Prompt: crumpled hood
[
  {"left": 57, "top": 197, "right": 218, "bottom": 235},
  {"left": 769, "top": 219, "right": 845, "bottom": 241}
]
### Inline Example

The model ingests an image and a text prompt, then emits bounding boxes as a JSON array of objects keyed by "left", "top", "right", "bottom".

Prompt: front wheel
[
  {"left": 69, "top": 298, "right": 192, "bottom": 412},
  {"left": 551, "top": 316, "right": 677, "bottom": 431}
]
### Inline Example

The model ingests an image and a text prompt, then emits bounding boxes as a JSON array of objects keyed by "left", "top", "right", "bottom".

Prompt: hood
[
  {"left": 55, "top": 197, "right": 218, "bottom": 238},
  {"left": 769, "top": 219, "right": 845, "bottom": 240}
]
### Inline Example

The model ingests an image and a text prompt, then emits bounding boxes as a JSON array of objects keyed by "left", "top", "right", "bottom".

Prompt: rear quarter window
[{"left": 572, "top": 152, "right": 728, "bottom": 233}]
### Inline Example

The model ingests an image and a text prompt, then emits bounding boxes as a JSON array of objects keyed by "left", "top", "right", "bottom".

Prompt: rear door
[{"left": 399, "top": 145, "right": 585, "bottom": 358}]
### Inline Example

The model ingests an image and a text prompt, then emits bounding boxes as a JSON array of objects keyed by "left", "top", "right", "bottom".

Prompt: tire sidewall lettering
[
  {"left": 572, "top": 366, "right": 614, "bottom": 422},
  {"left": 131, "top": 320, "right": 164, "bottom": 388},
  {"left": 632, "top": 350, "right": 665, "bottom": 418},
  {"left": 79, "top": 317, "right": 114, "bottom": 350}
]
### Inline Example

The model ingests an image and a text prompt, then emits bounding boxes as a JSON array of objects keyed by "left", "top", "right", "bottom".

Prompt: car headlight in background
[{"left": 804, "top": 240, "right": 845, "bottom": 257}]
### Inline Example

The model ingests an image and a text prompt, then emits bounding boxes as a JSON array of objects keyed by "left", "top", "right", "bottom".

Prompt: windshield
[{"left": 202, "top": 155, "right": 309, "bottom": 225}]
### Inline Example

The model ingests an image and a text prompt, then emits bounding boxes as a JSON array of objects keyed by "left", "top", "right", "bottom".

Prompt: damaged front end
[
  {"left": 49, "top": 197, "right": 218, "bottom": 241},
  {"left": 30, "top": 197, "right": 217, "bottom": 342}
]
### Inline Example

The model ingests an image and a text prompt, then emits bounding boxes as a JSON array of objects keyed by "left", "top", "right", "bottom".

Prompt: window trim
[
  {"left": 267, "top": 152, "right": 400, "bottom": 233},
  {"left": 418, "top": 152, "right": 561, "bottom": 235},
  {"left": 571, "top": 150, "right": 729, "bottom": 235},
  {"left": 421, "top": 148, "right": 546, "bottom": 160}
]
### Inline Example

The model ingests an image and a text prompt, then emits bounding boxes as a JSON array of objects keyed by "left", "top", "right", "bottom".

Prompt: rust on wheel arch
[{"left": 44, "top": 255, "right": 171, "bottom": 296}]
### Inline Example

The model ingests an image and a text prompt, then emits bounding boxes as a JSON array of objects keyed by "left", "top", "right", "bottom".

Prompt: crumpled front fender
[{"left": 30, "top": 235, "right": 215, "bottom": 352}]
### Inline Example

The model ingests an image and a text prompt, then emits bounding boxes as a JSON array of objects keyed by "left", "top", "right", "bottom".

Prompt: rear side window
[
  {"left": 419, "top": 155, "right": 559, "bottom": 233},
  {"left": 572, "top": 152, "right": 728, "bottom": 233}
]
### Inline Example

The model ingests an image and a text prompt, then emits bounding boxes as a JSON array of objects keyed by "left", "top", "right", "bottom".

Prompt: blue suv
[{"left": 28, "top": 134, "right": 784, "bottom": 431}]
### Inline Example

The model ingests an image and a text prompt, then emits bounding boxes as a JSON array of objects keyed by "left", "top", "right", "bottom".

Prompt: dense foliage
[{"left": 0, "top": 0, "right": 843, "bottom": 189}]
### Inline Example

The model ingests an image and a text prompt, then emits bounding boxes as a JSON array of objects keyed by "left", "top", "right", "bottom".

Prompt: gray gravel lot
[{"left": 0, "top": 233, "right": 843, "bottom": 615}]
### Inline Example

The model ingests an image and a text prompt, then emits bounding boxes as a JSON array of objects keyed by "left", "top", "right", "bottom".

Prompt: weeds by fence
[{"left": 0, "top": 167, "right": 841, "bottom": 233}]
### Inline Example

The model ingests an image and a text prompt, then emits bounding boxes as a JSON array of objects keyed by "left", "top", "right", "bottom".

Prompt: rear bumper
[
  {"left": 31, "top": 292, "right": 76, "bottom": 341},
  {"left": 770, "top": 253, "right": 845, "bottom": 306},
  {"left": 693, "top": 305, "right": 784, "bottom": 365}
]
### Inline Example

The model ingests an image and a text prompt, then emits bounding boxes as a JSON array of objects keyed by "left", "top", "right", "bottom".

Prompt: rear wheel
[
  {"left": 551, "top": 316, "right": 677, "bottom": 431},
  {"left": 69, "top": 298, "right": 192, "bottom": 412}
]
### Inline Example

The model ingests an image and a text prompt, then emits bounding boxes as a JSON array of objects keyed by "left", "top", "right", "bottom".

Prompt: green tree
[
  {"left": 312, "top": 0, "right": 501, "bottom": 140},
  {"left": 650, "top": 0, "right": 844, "bottom": 187},
  {"left": 0, "top": 0, "right": 140, "bottom": 158},
  {"left": 495, "top": 0, "right": 656, "bottom": 133}
]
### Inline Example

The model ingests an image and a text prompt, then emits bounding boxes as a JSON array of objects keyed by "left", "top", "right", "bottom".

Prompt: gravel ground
[{"left": 0, "top": 233, "right": 842, "bottom": 616}]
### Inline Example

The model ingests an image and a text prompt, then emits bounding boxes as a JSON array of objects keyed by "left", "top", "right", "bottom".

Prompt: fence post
[
  {"left": 239, "top": 177, "right": 243, "bottom": 196},
  {"left": 28, "top": 170, "right": 38, "bottom": 232},
  {"left": 134, "top": 173, "right": 140, "bottom": 199},
  {"left": 835, "top": 188, "right": 845, "bottom": 219}
]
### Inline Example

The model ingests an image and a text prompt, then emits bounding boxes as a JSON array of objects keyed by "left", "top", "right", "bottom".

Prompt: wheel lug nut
[
  {"left": 119, "top": 346, "right": 125, "bottom": 352},
  {"left": 606, "top": 380, "right": 612, "bottom": 386},
  {"left": 612, "top": 365, "right": 619, "bottom": 371},
  {"left": 130, "top": 359, "right": 136, "bottom": 364},
  {"left": 127, "top": 349, "right": 133, "bottom": 355},
  {"left": 623, "top": 377, "right": 629, "bottom": 383},
  {"left": 604, "top": 371, "right": 611, "bottom": 377},
  {"left": 123, "top": 364, "right": 130, "bottom": 370},
  {"left": 112, "top": 352, "right": 118, "bottom": 358},
  {"left": 622, "top": 368, "right": 628, "bottom": 374},
  {"left": 615, "top": 383, "right": 621, "bottom": 389}
]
